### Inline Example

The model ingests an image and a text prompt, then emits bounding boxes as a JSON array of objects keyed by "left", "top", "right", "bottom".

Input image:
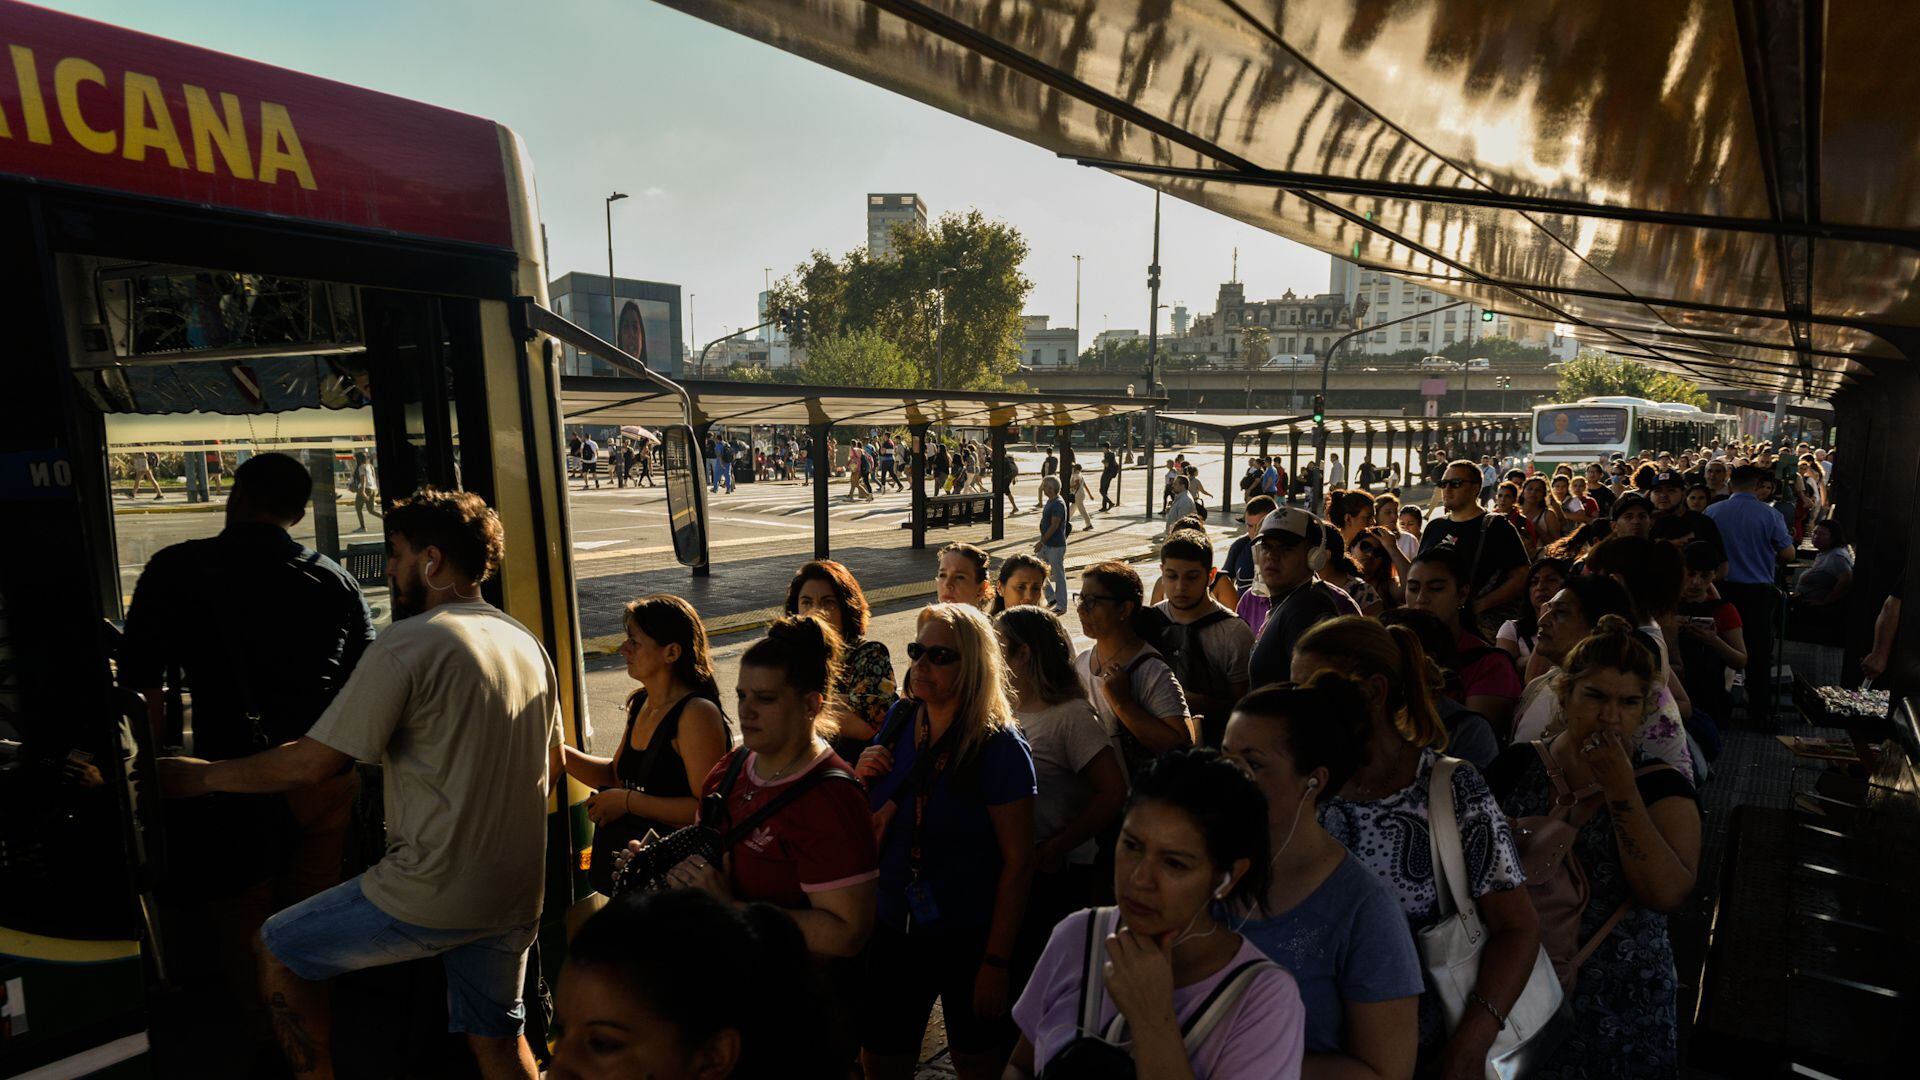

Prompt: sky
[{"left": 43, "top": 0, "right": 1333, "bottom": 348}]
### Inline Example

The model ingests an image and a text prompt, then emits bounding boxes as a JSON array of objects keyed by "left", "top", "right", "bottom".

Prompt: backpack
[
  {"left": 1512, "top": 741, "right": 1673, "bottom": 993},
  {"left": 1158, "top": 608, "right": 1237, "bottom": 748}
]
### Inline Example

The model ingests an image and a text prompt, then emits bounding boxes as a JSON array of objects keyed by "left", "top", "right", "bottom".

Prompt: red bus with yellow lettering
[{"left": 0, "top": 3, "right": 690, "bottom": 1073}]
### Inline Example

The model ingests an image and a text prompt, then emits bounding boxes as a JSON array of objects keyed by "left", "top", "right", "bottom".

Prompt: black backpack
[{"left": 1158, "top": 608, "right": 1238, "bottom": 748}]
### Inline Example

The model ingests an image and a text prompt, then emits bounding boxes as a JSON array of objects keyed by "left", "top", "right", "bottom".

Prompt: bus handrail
[{"left": 511, "top": 297, "right": 694, "bottom": 429}]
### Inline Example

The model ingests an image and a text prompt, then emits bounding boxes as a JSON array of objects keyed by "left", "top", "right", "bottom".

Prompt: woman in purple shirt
[{"left": 1008, "top": 749, "right": 1306, "bottom": 1079}]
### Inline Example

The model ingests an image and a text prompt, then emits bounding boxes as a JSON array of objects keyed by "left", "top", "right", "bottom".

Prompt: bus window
[{"left": 64, "top": 257, "right": 494, "bottom": 631}]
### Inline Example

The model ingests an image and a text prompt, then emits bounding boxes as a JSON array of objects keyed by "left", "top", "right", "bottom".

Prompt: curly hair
[
  {"left": 385, "top": 487, "right": 505, "bottom": 583},
  {"left": 784, "top": 560, "right": 870, "bottom": 641}
]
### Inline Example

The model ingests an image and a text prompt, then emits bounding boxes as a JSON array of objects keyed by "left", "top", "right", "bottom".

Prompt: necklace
[{"left": 744, "top": 738, "right": 820, "bottom": 801}]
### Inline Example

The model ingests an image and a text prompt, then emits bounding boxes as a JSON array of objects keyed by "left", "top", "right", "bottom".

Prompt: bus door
[{"left": 0, "top": 185, "right": 521, "bottom": 1077}]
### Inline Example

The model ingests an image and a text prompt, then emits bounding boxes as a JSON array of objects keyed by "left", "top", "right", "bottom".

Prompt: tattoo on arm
[
  {"left": 269, "top": 991, "right": 319, "bottom": 1074},
  {"left": 1608, "top": 801, "right": 1649, "bottom": 862}
]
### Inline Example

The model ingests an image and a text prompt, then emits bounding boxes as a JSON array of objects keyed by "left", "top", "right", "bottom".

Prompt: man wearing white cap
[{"left": 1246, "top": 507, "right": 1348, "bottom": 688}]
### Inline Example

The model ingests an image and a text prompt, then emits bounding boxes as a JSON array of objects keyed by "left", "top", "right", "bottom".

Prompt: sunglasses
[
  {"left": 906, "top": 642, "right": 962, "bottom": 666},
  {"left": 1437, "top": 478, "right": 1477, "bottom": 490},
  {"left": 1075, "top": 592, "right": 1121, "bottom": 608}
]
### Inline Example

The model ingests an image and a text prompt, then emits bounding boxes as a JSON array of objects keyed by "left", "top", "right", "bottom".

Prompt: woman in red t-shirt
[{"left": 663, "top": 616, "right": 879, "bottom": 959}]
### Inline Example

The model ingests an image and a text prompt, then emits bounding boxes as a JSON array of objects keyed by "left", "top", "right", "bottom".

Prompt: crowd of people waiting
[{"left": 136, "top": 431, "right": 1837, "bottom": 1080}]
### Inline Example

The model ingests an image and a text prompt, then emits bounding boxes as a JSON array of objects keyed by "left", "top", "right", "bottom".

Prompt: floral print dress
[
  {"left": 1486, "top": 744, "right": 1698, "bottom": 1080},
  {"left": 830, "top": 637, "right": 897, "bottom": 762}
]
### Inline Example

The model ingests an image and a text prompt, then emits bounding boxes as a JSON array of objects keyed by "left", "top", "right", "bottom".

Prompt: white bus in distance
[{"left": 1530, "top": 397, "right": 1738, "bottom": 465}]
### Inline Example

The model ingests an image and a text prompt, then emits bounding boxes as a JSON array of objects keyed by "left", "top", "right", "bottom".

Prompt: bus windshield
[{"left": 1536, "top": 406, "right": 1628, "bottom": 445}]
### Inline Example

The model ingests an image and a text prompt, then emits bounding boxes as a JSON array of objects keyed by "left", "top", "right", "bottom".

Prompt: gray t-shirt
[
  {"left": 308, "top": 601, "right": 562, "bottom": 930},
  {"left": 1152, "top": 599, "right": 1255, "bottom": 689},
  {"left": 1075, "top": 643, "right": 1190, "bottom": 781},
  {"left": 1015, "top": 698, "right": 1114, "bottom": 865}
]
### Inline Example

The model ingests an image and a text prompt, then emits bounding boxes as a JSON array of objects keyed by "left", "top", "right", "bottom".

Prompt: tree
[
  {"left": 789, "top": 330, "right": 920, "bottom": 389},
  {"left": 1553, "top": 349, "right": 1708, "bottom": 408},
  {"left": 764, "top": 209, "right": 1031, "bottom": 390},
  {"left": 1241, "top": 327, "right": 1272, "bottom": 370}
]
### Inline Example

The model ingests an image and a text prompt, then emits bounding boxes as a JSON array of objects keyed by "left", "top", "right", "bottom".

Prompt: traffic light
[
  {"left": 1312, "top": 394, "right": 1325, "bottom": 424},
  {"left": 1481, "top": 309, "right": 1495, "bottom": 323}
]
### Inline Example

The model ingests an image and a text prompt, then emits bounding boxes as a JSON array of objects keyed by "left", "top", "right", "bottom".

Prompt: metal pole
[
  {"left": 1143, "top": 191, "right": 1162, "bottom": 520},
  {"left": 605, "top": 191, "right": 627, "bottom": 352},
  {"left": 910, "top": 424, "right": 929, "bottom": 550},
  {"left": 990, "top": 423, "right": 1009, "bottom": 542},
  {"left": 1313, "top": 300, "right": 1466, "bottom": 515},
  {"left": 1074, "top": 254, "right": 1082, "bottom": 353},
  {"left": 811, "top": 422, "right": 831, "bottom": 560}
]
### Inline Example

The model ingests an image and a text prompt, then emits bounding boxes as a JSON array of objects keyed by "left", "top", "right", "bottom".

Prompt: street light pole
[
  {"left": 1311, "top": 299, "right": 1467, "bottom": 514},
  {"left": 1142, "top": 191, "right": 1162, "bottom": 521},
  {"left": 1073, "top": 254, "right": 1082, "bottom": 355},
  {"left": 935, "top": 265, "right": 959, "bottom": 389},
  {"left": 605, "top": 192, "right": 628, "bottom": 359}
]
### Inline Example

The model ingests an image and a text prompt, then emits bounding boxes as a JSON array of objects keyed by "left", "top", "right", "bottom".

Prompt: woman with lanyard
[
  {"left": 854, "top": 603, "right": 1036, "bottom": 1080},
  {"left": 1291, "top": 616, "right": 1538, "bottom": 1080},
  {"left": 1006, "top": 749, "right": 1307, "bottom": 1079},
  {"left": 563, "top": 595, "right": 731, "bottom": 896},
  {"left": 785, "top": 560, "right": 897, "bottom": 762},
  {"left": 1074, "top": 560, "right": 1193, "bottom": 781}
]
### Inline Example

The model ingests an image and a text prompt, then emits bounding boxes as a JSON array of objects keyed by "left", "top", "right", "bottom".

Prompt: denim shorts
[{"left": 260, "top": 877, "right": 538, "bottom": 1038}]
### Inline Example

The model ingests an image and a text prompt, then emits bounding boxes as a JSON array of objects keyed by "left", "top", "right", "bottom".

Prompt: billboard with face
[{"left": 615, "top": 297, "right": 674, "bottom": 368}]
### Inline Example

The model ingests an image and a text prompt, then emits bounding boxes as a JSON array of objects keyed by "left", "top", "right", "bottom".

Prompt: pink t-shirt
[{"left": 1013, "top": 909, "right": 1305, "bottom": 1079}]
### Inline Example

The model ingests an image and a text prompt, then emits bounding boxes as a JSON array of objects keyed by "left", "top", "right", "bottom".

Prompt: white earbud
[
  {"left": 1214, "top": 872, "right": 1232, "bottom": 899},
  {"left": 426, "top": 561, "right": 438, "bottom": 575},
  {"left": 1306, "top": 776, "right": 1320, "bottom": 791}
]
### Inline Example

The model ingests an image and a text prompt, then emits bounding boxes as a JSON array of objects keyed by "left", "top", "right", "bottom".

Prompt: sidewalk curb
[{"left": 578, "top": 547, "right": 1160, "bottom": 657}]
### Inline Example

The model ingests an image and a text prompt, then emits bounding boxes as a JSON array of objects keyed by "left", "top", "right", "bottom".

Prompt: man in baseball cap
[
  {"left": 1246, "top": 507, "right": 1348, "bottom": 687},
  {"left": 1649, "top": 468, "right": 1725, "bottom": 564}
]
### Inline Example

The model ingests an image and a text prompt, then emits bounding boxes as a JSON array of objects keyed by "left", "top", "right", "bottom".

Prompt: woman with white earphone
[
  {"left": 1005, "top": 748, "right": 1306, "bottom": 1079},
  {"left": 1225, "top": 678, "right": 1422, "bottom": 1080}
]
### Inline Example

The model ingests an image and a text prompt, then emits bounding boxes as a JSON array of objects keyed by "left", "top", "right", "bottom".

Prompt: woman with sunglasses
[
  {"left": 1074, "top": 560, "right": 1193, "bottom": 781},
  {"left": 786, "top": 560, "right": 898, "bottom": 766},
  {"left": 854, "top": 604, "right": 1036, "bottom": 1080}
]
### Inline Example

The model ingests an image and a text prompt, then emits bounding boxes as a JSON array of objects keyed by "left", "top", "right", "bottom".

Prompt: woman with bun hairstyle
[
  {"left": 663, "top": 616, "right": 877, "bottom": 960},
  {"left": 936, "top": 542, "right": 994, "bottom": 609},
  {"left": 1008, "top": 748, "right": 1307, "bottom": 1079},
  {"left": 1485, "top": 618, "right": 1701, "bottom": 1080},
  {"left": 564, "top": 595, "right": 731, "bottom": 895},
  {"left": 1225, "top": 676, "right": 1422, "bottom": 1078},
  {"left": 854, "top": 603, "right": 1036, "bottom": 1080},
  {"left": 786, "top": 560, "right": 897, "bottom": 759},
  {"left": 553, "top": 889, "right": 834, "bottom": 1080},
  {"left": 1292, "top": 616, "right": 1536, "bottom": 1079}
]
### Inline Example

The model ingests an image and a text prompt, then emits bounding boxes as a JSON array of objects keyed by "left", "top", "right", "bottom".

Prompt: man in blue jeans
[
  {"left": 159, "top": 489, "right": 562, "bottom": 1079},
  {"left": 717, "top": 437, "right": 736, "bottom": 493},
  {"left": 1036, "top": 475, "right": 1070, "bottom": 612}
]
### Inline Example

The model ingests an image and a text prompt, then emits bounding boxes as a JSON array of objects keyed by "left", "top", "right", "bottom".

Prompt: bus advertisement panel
[{"left": 1536, "top": 406, "right": 1627, "bottom": 445}]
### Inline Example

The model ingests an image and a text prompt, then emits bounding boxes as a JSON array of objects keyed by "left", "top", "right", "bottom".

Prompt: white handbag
[{"left": 1418, "top": 756, "right": 1572, "bottom": 1079}]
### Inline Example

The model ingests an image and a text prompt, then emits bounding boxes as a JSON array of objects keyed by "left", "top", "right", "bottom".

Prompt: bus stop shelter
[
  {"left": 561, "top": 376, "right": 1162, "bottom": 558},
  {"left": 1156, "top": 411, "right": 1528, "bottom": 517}
]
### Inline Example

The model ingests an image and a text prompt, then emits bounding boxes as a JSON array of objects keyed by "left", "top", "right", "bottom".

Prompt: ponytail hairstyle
[
  {"left": 623, "top": 595, "right": 724, "bottom": 716},
  {"left": 938, "top": 542, "right": 994, "bottom": 608},
  {"left": 994, "top": 605, "right": 1089, "bottom": 707},
  {"left": 1377, "top": 607, "right": 1469, "bottom": 704},
  {"left": 739, "top": 615, "right": 845, "bottom": 740},
  {"left": 1294, "top": 615, "right": 1449, "bottom": 751},
  {"left": 568, "top": 889, "right": 831, "bottom": 1079},
  {"left": 1559, "top": 614, "right": 1659, "bottom": 701},
  {"left": 1232, "top": 672, "right": 1373, "bottom": 805}
]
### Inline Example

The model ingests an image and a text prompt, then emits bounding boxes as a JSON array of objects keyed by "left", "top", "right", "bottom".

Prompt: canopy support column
[
  {"left": 1220, "top": 429, "right": 1235, "bottom": 522},
  {"left": 1363, "top": 426, "right": 1377, "bottom": 491},
  {"left": 911, "top": 424, "right": 929, "bottom": 550},
  {"left": 811, "top": 422, "right": 831, "bottom": 560},
  {"left": 1288, "top": 429, "right": 1302, "bottom": 505},
  {"left": 990, "top": 423, "right": 1009, "bottom": 542}
]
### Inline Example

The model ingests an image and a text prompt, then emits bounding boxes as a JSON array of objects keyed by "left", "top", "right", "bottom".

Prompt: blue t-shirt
[
  {"left": 868, "top": 710, "right": 1036, "bottom": 932},
  {"left": 1240, "top": 852, "right": 1424, "bottom": 1054},
  {"left": 1040, "top": 497, "right": 1069, "bottom": 548},
  {"left": 1704, "top": 492, "right": 1793, "bottom": 585}
]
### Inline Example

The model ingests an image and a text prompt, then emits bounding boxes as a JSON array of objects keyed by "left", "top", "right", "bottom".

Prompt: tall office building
[{"left": 867, "top": 193, "right": 927, "bottom": 258}]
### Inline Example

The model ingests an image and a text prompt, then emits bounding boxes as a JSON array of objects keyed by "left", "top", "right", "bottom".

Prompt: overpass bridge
[{"left": 1022, "top": 361, "right": 1558, "bottom": 414}]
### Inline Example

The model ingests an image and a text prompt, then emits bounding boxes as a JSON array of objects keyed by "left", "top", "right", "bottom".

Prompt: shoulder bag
[
  {"left": 1040, "top": 906, "right": 1277, "bottom": 1079},
  {"left": 1419, "top": 756, "right": 1571, "bottom": 1079}
]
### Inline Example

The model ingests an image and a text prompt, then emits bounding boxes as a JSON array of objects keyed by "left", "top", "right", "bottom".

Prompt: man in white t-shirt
[{"left": 161, "top": 489, "right": 562, "bottom": 1079}]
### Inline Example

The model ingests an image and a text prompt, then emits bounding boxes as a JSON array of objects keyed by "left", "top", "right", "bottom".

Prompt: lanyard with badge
[{"left": 904, "top": 709, "right": 956, "bottom": 930}]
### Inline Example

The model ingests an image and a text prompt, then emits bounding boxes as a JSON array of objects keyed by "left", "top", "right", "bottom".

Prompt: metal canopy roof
[
  {"left": 1160, "top": 411, "right": 1526, "bottom": 438},
  {"left": 562, "top": 377, "right": 1160, "bottom": 429},
  {"left": 657, "top": 0, "right": 1919, "bottom": 399}
]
